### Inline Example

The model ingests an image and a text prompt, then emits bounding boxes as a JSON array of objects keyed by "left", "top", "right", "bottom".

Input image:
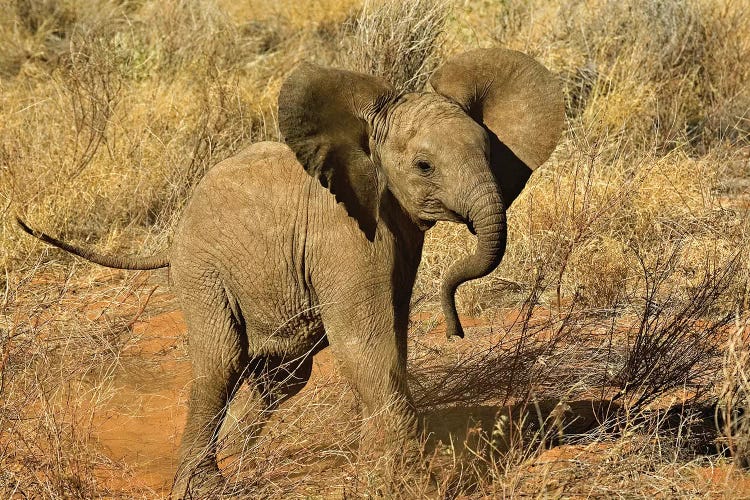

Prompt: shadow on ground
[{"left": 423, "top": 398, "right": 723, "bottom": 459}]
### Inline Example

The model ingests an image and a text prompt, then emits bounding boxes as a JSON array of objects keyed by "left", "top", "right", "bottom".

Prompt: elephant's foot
[
  {"left": 172, "top": 462, "right": 228, "bottom": 499},
  {"left": 355, "top": 407, "right": 430, "bottom": 496},
  {"left": 355, "top": 438, "right": 439, "bottom": 497}
]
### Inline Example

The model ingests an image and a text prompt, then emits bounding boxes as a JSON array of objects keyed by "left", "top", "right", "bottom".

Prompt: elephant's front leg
[{"left": 323, "top": 293, "right": 419, "bottom": 459}]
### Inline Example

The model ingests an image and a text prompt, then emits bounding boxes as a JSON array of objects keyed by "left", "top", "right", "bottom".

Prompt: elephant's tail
[{"left": 16, "top": 217, "right": 170, "bottom": 270}]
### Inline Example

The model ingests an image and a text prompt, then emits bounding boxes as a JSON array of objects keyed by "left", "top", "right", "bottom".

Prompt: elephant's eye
[{"left": 415, "top": 160, "right": 433, "bottom": 175}]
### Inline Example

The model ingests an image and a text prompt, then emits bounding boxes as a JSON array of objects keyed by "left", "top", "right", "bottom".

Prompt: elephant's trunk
[{"left": 441, "top": 181, "right": 507, "bottom": 339}]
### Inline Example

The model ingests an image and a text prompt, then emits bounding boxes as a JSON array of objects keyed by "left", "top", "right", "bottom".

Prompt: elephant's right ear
[{"left": 278, "top": 62, "right": 396, "bottom": 240}]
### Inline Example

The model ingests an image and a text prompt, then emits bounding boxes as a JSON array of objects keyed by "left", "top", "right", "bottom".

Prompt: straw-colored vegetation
[{"left": 1, "top": 0, "right": 749, "bottom": 497}]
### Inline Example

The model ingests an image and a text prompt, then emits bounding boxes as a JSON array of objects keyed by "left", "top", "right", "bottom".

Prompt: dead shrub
[
  {"left": 613, "top": 246, "right": 737, "bottom": 411},
  {"left": 338, "top": 0, "right": 451, "bottom": 91}
]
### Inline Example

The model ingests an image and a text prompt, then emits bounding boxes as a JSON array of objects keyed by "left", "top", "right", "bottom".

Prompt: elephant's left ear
[
  {"left": 429, "top": 48, "right": 565, "bottom": 173},
  {"left": 278, "top": 62, "right": 396, "bottom": 240}
]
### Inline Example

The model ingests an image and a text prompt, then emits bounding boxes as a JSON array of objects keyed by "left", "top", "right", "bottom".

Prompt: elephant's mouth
[
  {"left": 442, "top": 209, "right": 477, "bottom": 235},
  {"left": 418, "top": 205, "right": 469, "bottom": 228},
  {"left": 417, "top": 208, "right": 477, "bottom": 236}
]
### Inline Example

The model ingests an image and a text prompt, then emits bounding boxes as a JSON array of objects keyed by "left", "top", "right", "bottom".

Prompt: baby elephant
[{"left": 18, "top": 48, "right": 564, "bottom": 496}]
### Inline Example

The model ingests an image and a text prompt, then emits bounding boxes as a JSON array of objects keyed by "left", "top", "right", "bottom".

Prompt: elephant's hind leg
[
  {"left": 218, "top": 351, "right": 316, "bottom": 457},
  {"left": 173, "top": 280, "right": 249, "bottom": 497}
]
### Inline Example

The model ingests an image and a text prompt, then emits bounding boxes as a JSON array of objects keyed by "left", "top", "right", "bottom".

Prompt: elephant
[{"left": 17, "top": 48, "right": 564, "bottom": 496}]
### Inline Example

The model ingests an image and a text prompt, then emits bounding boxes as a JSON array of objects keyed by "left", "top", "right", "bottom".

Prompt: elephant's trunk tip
[
  {"left": 441, "top": 287, "right": 465, "bottom": 340},
  {"left": 447, "top": 326, "right": 464, "bottom": 340}
]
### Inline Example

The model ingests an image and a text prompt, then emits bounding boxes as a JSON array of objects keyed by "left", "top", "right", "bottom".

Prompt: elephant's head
[{"left": 279, "top": 48, "right": 564, "bottom": 338}]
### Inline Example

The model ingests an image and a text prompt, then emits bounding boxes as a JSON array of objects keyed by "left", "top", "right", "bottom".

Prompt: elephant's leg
[
  {"left": 257, "top": 352, "right": 316, "bottom": 408},
  {"left": 173, "top": 286, "right": 248, "bottom": 497},
  {"left": 221, "top": 352, "right": 315, "bottom": 454},
  {"left": 323, "top": 310, "right": 418, "bottom": 455}
]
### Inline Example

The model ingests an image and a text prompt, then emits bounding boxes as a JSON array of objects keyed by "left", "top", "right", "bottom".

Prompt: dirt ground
[{"left": 65, "top": 287, "right": 747, "bottom": 498}]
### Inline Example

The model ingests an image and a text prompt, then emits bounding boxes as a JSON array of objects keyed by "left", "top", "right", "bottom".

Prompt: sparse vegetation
[{"left": 1, "top": 0, "right": 749, "bottom": 497}]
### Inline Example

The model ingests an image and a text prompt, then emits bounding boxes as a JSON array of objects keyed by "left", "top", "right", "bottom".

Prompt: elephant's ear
[
  {"left": 429, "top": 48, "right": 564, "bottom": 204},
  {"left": 278, "top": 62, "right": 396, "bottom": 240}
]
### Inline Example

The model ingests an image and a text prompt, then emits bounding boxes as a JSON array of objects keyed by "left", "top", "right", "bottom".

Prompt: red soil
[{"left": 92, "top": 310, "right": 189, "bottom": 496}]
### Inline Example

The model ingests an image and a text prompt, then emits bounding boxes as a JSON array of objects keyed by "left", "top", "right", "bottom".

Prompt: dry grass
[
  {"left": 0, "top": 263, "right": 159, "bottom": 497},
  {"left": 339, "top": 0, "right": 451, "bottom": 91},
  {"left": 2, "top": 0, "right": 750, "bottom": 497}
]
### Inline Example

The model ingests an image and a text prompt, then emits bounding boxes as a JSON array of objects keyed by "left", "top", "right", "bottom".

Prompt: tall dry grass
[
  {"left": 339, "top": 0, "right": 451, "bottom": 91},
  {"left": 1, "top": 0, "right": 750, "bottom": 497}
]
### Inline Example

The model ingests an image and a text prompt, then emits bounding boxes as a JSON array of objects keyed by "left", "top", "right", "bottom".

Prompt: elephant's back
[
  {"left": 200, "top": 141, "right": 309, "bottom": 197},
  {"left": 176, "top": 142, "right": 309, "bottom": 235}
]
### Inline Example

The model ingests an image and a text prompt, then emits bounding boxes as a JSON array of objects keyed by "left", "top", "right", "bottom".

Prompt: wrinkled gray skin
[{"left": 17, "top": 48, "right": 564, "bottom": 497}]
